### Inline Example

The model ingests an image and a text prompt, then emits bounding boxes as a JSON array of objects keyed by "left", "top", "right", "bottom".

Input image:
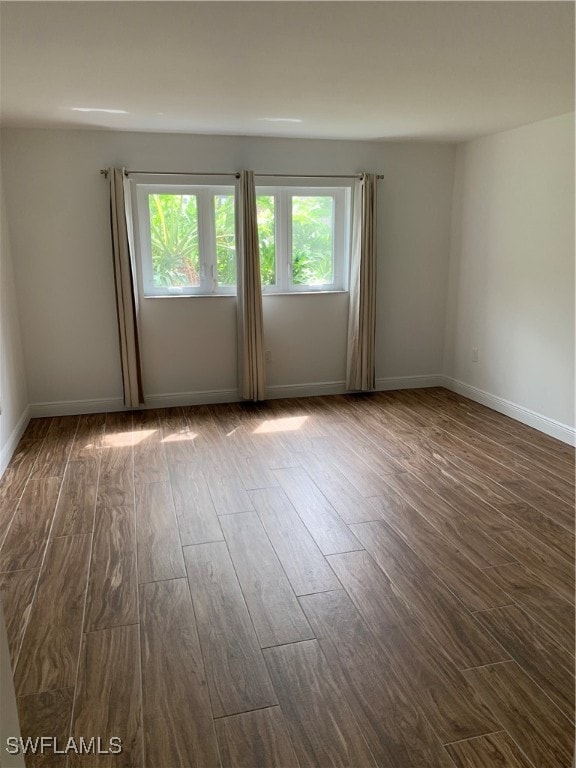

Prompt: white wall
[
  {"left": 444, "top": 112, "right": 575, "bottom": 435},
  {"left": 1, "top": 121, "right": 573, "bottom": 443},
  {"left": 0, "top": 129, "right": 455, "bottom": 410},
  {"left": 0, "top": 166, "right": 28, "bottom": 470}
]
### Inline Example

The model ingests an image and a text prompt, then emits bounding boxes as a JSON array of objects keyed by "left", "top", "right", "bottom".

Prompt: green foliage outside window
[
  {"left": 292, "top": 196, "right": 334, "bottom": 285},
  {"left": 148, "top": 191, "right": 334, "bottom": 290},
  {"left": 149, "top": 194, "right": 200, "bottom": 287},
  {"left": 148, "top": 192, "right": 237, "bottom": 288}
]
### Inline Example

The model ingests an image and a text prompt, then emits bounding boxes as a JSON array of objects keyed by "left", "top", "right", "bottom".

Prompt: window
[
  {"left": 133, "top": 176, "right": 351, "bottom": 297},
  {"left": 256, "top": 186, "right": 350, "bottom": 293},
  {"left": 134, "top": 181, "right": 236, "bottom": 296}
]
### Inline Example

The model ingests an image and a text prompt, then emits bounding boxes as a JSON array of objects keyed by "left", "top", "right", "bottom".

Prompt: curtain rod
[
  {"left": 258, "top": 173, "right": 384, "bottom": 180},
  {"left": 100, "top": 169, "right": 384, "bottom": 180}
]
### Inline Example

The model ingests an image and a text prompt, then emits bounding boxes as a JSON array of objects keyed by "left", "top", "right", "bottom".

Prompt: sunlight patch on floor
[
  {"left": 161, "top": 431, "right": 198, "bottom": 443},
  {"left": 102, "top": 429, "right": 157, "bottom": 447},
  {"left": 253, "top": 416, "right": 308, "bottom": 434}
]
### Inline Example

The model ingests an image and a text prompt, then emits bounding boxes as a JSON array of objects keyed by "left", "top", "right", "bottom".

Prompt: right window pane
[{"left": 291, "top": 195, "right": 334, "bottom": 286}]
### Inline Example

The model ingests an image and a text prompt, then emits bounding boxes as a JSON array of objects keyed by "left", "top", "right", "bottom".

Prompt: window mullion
[
  {"left": 198, "top": 190, "right": 214, "bottom": 293},
  {"left": 277, "top": 190, "right": 290, "bottom": 292},
  {"left": 334, "top": 189, "right": 345, "bottom": 291},
  {"left": 208, "top": 191, "right": 218, "bottom": 293},
  {"left": 273, "top": 191, "right": 280, "bottom": 291},
  {"left": 331, "top": 193, "right": 337, "bottom": 290},
  {"left": 286, "top": 191, "right": 293, "bottom": 291}
]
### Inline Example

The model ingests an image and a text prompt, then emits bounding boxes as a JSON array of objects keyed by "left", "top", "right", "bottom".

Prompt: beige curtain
[
  {"left": 346, "top": 173, "right": 377, "bottom": 391},
  {"left": 109, "top": 168, "right": 144, "bottom": 407},
  {"left": 236, "top": 171, "right": 266, "bottom": 401}
]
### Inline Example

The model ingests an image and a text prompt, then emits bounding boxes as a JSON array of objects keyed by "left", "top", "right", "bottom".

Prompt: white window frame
[
  {"left": 256, "top": 181, "right": 352, "bottom": 294},
  {"left": 130, "top": 174, "right": 352, "bottom": 298},
  {"left": 131, "top": 175, "right": 236, "bottom": 297}
]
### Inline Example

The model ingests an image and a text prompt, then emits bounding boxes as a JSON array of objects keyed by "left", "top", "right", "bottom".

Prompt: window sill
[
  {"left": 143, "top": 294, "right": 236, "bottom": 299},
  {"left": 263, "top": 290, "right": 349, "bottom": 297},
  {"left": 143, "top": 290, "right": 349, "bottom": 299}
]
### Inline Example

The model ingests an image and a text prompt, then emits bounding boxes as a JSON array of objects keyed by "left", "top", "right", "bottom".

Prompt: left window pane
[{"left": 148, "top": 194, "right": 200, "bottom": 288}]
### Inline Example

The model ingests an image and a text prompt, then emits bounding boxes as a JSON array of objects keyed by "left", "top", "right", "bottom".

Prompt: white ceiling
[{"left": 0, "top": 1, "right": 573, "bottom": 141}]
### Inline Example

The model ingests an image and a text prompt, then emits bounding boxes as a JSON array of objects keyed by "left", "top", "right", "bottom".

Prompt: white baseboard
[
  {"left": 376, "top": 374, "right": 445, "bottom": 391},
  {"left": 30, "top": 390, "right": 243, "bottom": 416},
  {"left": 30, "top": 398, "right": 125, "bottom": 417},
  {"left": 266, "top": 381, "right": 347, "bottom": 399},
  {"left": 28, "top": 375, "right": 443, "bottom": 417},
  {"left": 0, "top": 405, "right": 30, "bottom": 476},
  {"left": 442, "top": 377, "right": 576, "bottom": 446},
  {"left": 147, "top": 389, "right": 240, "bottom": 408},
  {"left": 267, "top": 377, "right": 444, "bottom": 399}
]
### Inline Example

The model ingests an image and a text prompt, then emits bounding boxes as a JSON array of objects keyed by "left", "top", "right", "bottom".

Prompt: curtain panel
[
  {"left": 109, "top": 168, "right": 144, "bottom": 408},
  {"left": 346, "top": 173, "right": 377, "bottom": 391},
  {"left": 236, "top": 170, "right": 266, "bottom": 401}
]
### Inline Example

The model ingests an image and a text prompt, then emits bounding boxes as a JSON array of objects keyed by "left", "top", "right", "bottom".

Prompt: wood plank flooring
[{"left": 0, "top": 388, "right": 573, "bottom": 767}]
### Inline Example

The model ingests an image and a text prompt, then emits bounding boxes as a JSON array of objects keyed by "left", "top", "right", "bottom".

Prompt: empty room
[{"left": 0, "top": 2, "right": 574, "bottom": 767}]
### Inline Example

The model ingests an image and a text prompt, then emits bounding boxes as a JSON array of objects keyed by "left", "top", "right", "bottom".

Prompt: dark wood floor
[{"left": 0, "top": 388, "right": 574, "bottom": 767}]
